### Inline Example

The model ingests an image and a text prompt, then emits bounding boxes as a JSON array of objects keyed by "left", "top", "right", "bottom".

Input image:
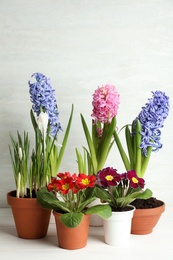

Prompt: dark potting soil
[
  {"left": 130, "top": 197, "right": 164, "bottom": 209},
  {"left": 111, "top": 205, "right": 134, "bottom": 212},
  {"left": 10, "top": 189, "right": 37, "bottom": 198}
]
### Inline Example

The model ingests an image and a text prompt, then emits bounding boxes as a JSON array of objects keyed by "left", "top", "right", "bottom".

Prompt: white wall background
[{"left": 0, "top": 0, "right": 172, "bottom": 207}]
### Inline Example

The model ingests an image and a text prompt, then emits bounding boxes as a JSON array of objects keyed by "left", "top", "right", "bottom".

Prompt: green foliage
[
  {"left": 36, "top": 186, "right": 112, "bottom": 228},
  {"left": 9, "top": 131, "right": 30, "bottom": 198},
  {"left": 76, "top": 115, "right": 116, "bottom": 175},
  {"left": 9, "top": 104, "right": 74, "bottom": 198},
  {"left": 93, "top": 184, "right": 152, "bottom": 209},
  {"left": 114, "top": 120, "right": 153, "bottom": 178}
]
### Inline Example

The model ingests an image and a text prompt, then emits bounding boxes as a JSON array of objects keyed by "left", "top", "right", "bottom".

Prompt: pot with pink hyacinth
[
  {"left": 76, "top": 84, "right": 120, "bottom": 175},
  {"left": 75, "top": 84, "right": 120, "bottom": 226}
]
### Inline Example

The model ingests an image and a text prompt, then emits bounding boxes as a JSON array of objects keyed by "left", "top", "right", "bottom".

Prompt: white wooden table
[{"left": 0, "top": 207, "right": 172, "bottom": 260}]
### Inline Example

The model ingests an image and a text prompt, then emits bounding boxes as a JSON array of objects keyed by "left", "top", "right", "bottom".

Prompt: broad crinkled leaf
[
  {"left": 85, "top": 204, "right": 112, "bottom": 219},
  {"left": 93, "top": 185, "right": 112, "bottom": 203},
  {"left": 60, "top": 212, "right": 84, "bottom": 228},
  {"left": 36, "top": 187, "right": 71, "bottom": 212}
]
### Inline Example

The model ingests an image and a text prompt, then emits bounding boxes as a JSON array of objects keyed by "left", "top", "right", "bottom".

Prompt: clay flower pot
[
  {"left": 7, "top": 190, "right": 51, "bottom": 239},
  {"left": 53, "top": 211, "right": 90, "bottom": 250},
  {"left": 131, "top": 200, "right": 165, "bottom": 235}
]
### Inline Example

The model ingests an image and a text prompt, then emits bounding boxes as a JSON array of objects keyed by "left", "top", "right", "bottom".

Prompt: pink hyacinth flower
[{"left": 91, "top": 84, "right": 120, "bottom": 123}]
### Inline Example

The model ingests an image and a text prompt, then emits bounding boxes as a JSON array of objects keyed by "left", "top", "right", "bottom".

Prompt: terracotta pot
[
  {"left": 53, "top": 211, "right": 90, "bottom": 249},
  {"left": 103, "top": 205, "right": 135, "bottom": 246},
  {"left": 7, "top": 190, "right": 51, "bottom": 239},
  {"left": 131, "top": 201, "right": 165, "bottom": 235}
]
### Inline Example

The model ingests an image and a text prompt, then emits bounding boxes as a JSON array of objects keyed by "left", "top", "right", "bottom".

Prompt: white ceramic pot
[
  {"left": 103, "top": 205, "right": 135, "bottom": 246},
  {"left": 89, "top": 198, "right": 104, "bottom": 227}
]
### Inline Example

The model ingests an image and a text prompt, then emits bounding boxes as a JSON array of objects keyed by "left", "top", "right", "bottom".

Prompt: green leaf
[
  {"left": 97, "top": 117, "right": 116, "bottom": 171},
  {"left": 116, "top": 188, "right": 152, "bottom": 208},
  {"left": 36, "top": 187, "right": 71, "bottom": 212},
  {"left": 113, "top": 130, "right": 131, "bottom": 171},
  {"left": 80, "top": 114, "right": 98, "bottom": 173},
  {"left": 30, "top": 109, "right": 37, "bottom": 132},
  {"left": 131, "top": 188, "right": 153, "bottom": 200},
  {"left": 75, "top": 148, "right": 84, "bottom": 172},
  {"left": 125, "top": 125, "right": 134, "bottom": 169},
  {"left": 93, "top": 185, "right": 112, "bottom": 203},
  {"left": 85, "top": 204, "right": 112, "bottom": 219},
  {"left": 55, "top": 104, "right": 74, "bottom": 172},
  {"left": 92, "top": 119, "right": 99, "bottom": 153},
  {"left": 134, "top": 119, "right": 142, "bottom": 176},
  {"left": 60, "top": 212, "right": 84, "bottom": 228}
]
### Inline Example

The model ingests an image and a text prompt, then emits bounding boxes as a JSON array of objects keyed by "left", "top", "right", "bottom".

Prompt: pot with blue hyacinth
[
  {"left": 113, "top": 90, "right": 170, "bottom": 234},
  {"left": 7, "top": 73, "right": 74, "bottom": 238}
]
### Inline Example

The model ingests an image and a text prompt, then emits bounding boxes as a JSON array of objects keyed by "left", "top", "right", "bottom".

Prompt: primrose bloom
[
  {"left": 28, "top": 72, "right": 62, "bottom": 137},
  {"left": 51, "top": 176, "right": 74, "bottom": 195},
  {"left": 136, "top": 90, "right": 170, "bottom": 156},
  {"left": 97, "top": 167, "right": 121, "bottom": 188},
  {"left": 126, "top": 170, "right": 145, "bottom": 189},
  {"left": 47, "top": 178, "right": 59, "bottom": 192},
  {"left": 76, "top": 173, "right": 96, "bottom": 189},
  {"left": 91, "top": 84, "right": 120, "bottom": 124}
]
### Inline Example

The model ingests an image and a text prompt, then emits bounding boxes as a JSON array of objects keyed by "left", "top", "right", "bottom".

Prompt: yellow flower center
[
  {"left": 62, "top": 183, "right": 69, "bottom": 190},
  {"left": 132, "top": 177, "right": 139, "bottom": 184},
  {"left": 82, "top": 178, "right": 90, "bottom": 186},
  {"left": 105, "top": 175, "right": 114, "bottom": 181}
]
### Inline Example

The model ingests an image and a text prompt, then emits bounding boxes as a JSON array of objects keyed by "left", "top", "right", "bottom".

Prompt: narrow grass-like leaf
[
  {"left": 113, "top": 130, "right": 131, "bottom": 171},
  {"left": 75, "top": 148, "right": 85, "bottom": 173},
  {"left": 97, "top": 117, "right": 116, "bottom": 171},
  {"left": 80, "top": 114, "right": 97, "bottom": 173},
  {"left": 55, "top": 104, "right": 74, "bottom": 172},
  {"left": 125, "top": 125, "right": 134, "bottom": 169},
  {"left": 134, "top": 119, "right": 142, "bottom": 176}
]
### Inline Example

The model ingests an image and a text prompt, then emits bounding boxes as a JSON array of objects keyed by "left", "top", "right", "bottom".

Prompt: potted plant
[
  {"left": 7, "top": 73, "right": 74, "bottom": 239},
  {"left": 76, "top": 83, "right": 120, "bottom": 175},
  {"left": 113, "top": 90, "right": 170, "bottom": 234},
  {"left": 94, "top": 167, "right": 152, "bottom": 245},
  {"left": 36, "top": 172, "right": 112, "bottom": 249},
  {"left": 75, "top": 84, "right": 120, "bottom": 226}
]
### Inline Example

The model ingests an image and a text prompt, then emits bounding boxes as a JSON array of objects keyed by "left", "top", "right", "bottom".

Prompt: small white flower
[
  {"left": 18, "top": 147, "right": 23, "bottom": 160},
  {"left": 37, "top": 112, "right": 49, "bottom": 137}
]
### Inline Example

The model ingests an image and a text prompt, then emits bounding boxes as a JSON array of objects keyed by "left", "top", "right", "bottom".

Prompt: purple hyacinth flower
[
  {"left": 28, "top": 72, "right": 62, "bottom": 137},
  {"left": 136, "top": 91, "right": 169, "bottom": 156}
]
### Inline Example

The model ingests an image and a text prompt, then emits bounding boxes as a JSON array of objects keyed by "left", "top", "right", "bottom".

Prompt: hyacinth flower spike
[
  {"left": 114, "top": 90, "right": 170, "bottom": 178},
  {"left": 76, "top": 84, "right": 120, "bottom": 175},
  {"left": 29, "top": 73, "right": 74, "bottom": 181}
]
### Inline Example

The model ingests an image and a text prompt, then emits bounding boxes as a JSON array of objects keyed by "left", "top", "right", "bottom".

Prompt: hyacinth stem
[{"left": 140, "top": 146, "right": 152, "bottom": 178}]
